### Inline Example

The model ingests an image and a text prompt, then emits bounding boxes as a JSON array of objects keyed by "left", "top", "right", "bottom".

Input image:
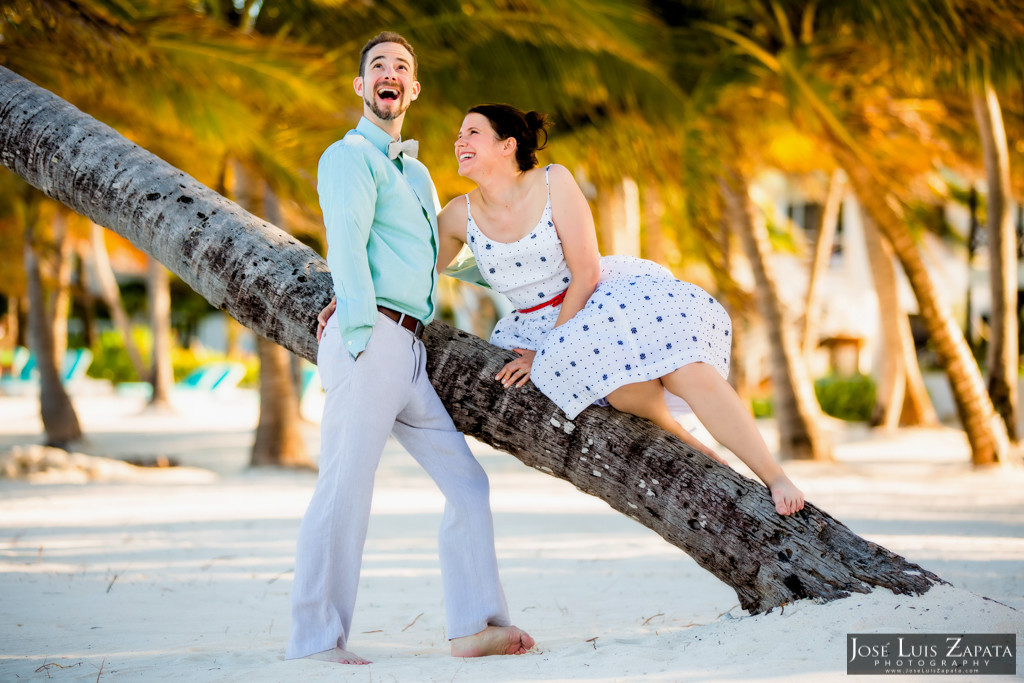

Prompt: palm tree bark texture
[{"left": 0, "top": 66, "right": 944, "bottom": 612}]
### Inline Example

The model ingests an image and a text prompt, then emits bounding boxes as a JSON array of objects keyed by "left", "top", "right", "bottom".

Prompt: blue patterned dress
[{"left": 465, "top": 167, "right": 732, "bottom": 419}]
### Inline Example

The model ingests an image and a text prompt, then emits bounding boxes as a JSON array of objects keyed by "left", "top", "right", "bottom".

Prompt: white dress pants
[{"left": 286, "top": 312, "right": 510, "bottom": 659}]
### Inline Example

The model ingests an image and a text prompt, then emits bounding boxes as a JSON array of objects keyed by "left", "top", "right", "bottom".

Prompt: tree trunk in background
[
  {"left": 595, "top": 177, "right": 641, "bottom": 257},
  {"left": 252, "top": 336, "right": 311, "bottom": 467},
  {"left": 801, "top": 169, "right": 845, "bottom": 359},
  {"left": 147, "top": 256, "right": 175, "bottom": 409},
  {"left": 50, "top": 208, "right": 73, "bottom": 364},
  {"left": 861, "top": 211, "right": 937, "bottom": 428},
  {"left": 833, "top": 142, "right": 1008, "bottom": 465},
  {"left": 864, "top": 211, "right": 903, "bottom": 430},
  {"left": 253, "top": 179, "right": 311, "bottom": 467},
  {"left": 973, "top": 72, "right": 1019, "bottom": 442},
  {"left": 90, "top": 223, "right": 147, "bottom": 380},
  {"left": 718, "top": 218, "right": 751, "bottom": 402},
  {"left": 1, "top": 64, "right": 953, "bottom": 610},
  {"left": 231, "top": 167, "right": 310, "bottom": 468},
  {"left": 17, "top": 296, "right": 29, "bottom": 348},
  {"left": 719, "top": 171, "right": 832, "bottom": 461},
  {"left": 2, "top": 297, "right": 17, "bottom": 359},
  {"left": 264, "top": 185, "right": 309, "bottom": 415},
  {"left": 74, "top": 247, "right": 97, "bottom": 348},
  {"left": 23, "top": 200, "right": 82, "bottom": 447},
  {"left": 641, "top": 184, "right": 669, "bottom": 266}
]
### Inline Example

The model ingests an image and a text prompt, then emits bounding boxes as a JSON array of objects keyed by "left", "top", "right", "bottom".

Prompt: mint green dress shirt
[{"left": 319, "top": 117, "right": 441, "bottom": 358}]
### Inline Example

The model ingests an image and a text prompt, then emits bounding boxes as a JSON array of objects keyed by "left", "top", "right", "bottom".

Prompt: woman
[{"left": 437, "top": 104, "right": 804, "bottom": 516}]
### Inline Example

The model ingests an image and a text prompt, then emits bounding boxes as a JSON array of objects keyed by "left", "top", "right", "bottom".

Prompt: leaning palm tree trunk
[
  {"left": 0, "top": 65, "right": 946, "bottom": 611},
  {"left": 718, "top": 170, "right": 832, "bottom": 461},
  {"left": 972, "top": 73, "right": 1019, "bottom": 442}
]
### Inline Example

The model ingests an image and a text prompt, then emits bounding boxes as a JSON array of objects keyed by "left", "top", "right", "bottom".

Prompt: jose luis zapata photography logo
[{"left": 847, "top": 633, "right": 1016, "bottom": 675}]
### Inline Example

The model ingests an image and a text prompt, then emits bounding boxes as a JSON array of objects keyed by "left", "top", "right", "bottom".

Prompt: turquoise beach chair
[
  {"left": 0, "top": 346, "right": 94, "bottom": 394},
  {"left": 177, "top": 362, "right": 246, "bottom": 392}
]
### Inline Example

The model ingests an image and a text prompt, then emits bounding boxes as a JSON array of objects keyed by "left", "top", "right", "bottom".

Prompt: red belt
[
  {"left": 518, "top": 290, "right": 567, "bottom": 314},
  {"left": 378, "top": 306, "right": 424, "bottom": 337}
]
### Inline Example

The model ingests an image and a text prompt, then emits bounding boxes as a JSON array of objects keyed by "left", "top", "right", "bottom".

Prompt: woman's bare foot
[
  {"left": 450, "top": 625, "right": 535, "bottom": 658},
  {"left": 769, "top": 476, "right": 805, "bottom": 516},
  {"left": 307, "top": 647, "right": 370, "bottom": 665}
]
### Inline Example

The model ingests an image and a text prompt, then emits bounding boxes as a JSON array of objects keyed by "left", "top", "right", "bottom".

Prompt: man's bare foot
[
  {"left": 450, "top": 625, "right": 535, "bottom": 658},
  {"left": 306, "top": 647, "right": 370, "bottom": 665}
]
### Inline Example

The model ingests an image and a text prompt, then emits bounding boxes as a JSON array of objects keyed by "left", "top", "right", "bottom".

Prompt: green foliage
[
  {"left": 87, "top": 328, "right": 150, "bottom": 384},
  {"left": 86, "top": 327, "right": 259, "bottom": 387},
  {"left": 750, "top": 374, "right": 879, "bottom": 421},
  {"left": 814, "top": 373, "right": 877, "bottom": 422},
  {"left": 750, "top": 395, "right": 774, "bottom": 418}
]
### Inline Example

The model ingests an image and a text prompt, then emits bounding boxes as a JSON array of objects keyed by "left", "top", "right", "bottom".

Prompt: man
[{"left": 286, "top": 32, "right": 534, "bottom": 665}]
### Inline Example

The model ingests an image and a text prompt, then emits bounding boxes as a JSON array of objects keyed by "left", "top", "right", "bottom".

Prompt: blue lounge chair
[{"left": 177, "top": 361, "right": 246, "bottom": 392}]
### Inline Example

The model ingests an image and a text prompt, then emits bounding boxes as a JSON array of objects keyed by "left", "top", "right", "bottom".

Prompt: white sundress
[{"left": 466, "top": 166, "right": 733, "bottom": 419}]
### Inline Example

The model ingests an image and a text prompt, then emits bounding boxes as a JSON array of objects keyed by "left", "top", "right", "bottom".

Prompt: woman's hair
[{"left": 468, "top": 104, "right": 551, "bottom": 171}]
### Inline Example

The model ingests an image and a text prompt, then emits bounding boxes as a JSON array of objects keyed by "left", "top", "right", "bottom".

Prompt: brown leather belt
[{"left": 377, "top": 305, "right": 424, "bottom": 338}]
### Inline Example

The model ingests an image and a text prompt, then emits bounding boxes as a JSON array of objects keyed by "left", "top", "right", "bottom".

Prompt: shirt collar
[{"left": 356, "top": 116, "right": 400, "bottom": 156}]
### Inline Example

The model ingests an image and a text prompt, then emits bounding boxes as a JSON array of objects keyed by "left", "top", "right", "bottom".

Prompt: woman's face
[{"left": 454, "top": 113, "right": 507, "bottom": 176}]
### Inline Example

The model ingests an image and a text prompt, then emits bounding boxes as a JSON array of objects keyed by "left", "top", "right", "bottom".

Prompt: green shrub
[
  {"left": 750, "top": 396, "right": 774, "bottom": 418},
  {"left": 814, "top": 373, "right": 876, "bottom": 421},
  {"left": 88, "top": 328, "right": 258, "bottom": 387},
  {"left": 87, "top": 328, "right": 151, "bottom": 383}
]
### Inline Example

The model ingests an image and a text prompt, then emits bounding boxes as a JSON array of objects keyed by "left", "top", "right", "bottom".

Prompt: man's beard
[{"left": 366, "top": 94, "right": 408, "bottom": 121}]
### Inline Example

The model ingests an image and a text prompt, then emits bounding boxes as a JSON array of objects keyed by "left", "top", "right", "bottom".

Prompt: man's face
[{"left": 354, "top": 42, "right": 420, "bottom": 122}]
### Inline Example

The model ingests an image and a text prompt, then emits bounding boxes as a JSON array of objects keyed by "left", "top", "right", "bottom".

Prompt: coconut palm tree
[
  {"left": 972, "top": 71, "right": 1019, "bottom": 440},
  {"left": 0, "top": 0, "right": 340, "bottom": 453},
  {"left": 624, "top": 3, "right": 837, "bottom": 460},
  {"left": 686, "top": 0, "right": 1012, "bottom": 463},
  {"left": 829, "top": 0, "right": 1024, "bottom": 438},
  {"left": 0, "top": 64, "right": 947, "bottom": 613},
  {"left": 19, "top": 190, "right": 82, "bottom": 447}
]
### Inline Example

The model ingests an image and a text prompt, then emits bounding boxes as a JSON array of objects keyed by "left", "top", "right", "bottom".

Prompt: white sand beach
[{"left": 1, "top": 390, "right": 1021, "bottom": 681}]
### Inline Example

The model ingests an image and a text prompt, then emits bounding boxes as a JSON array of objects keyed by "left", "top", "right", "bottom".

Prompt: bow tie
[{"left": 387, "top": 138, "right": 419, "bottom": 160}]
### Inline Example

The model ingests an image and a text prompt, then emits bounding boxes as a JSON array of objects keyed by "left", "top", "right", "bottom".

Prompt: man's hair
[{"left": 358, "top": 31, "right": 418, "bottom": 79}]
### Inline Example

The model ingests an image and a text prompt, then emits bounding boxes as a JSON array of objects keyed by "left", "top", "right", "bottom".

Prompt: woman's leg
[
  {"left": 660, "top": 362, "right": 804, "bottom": 515},
  {"left": 605, "top": 379, "right": 727, "bottom": 465}
]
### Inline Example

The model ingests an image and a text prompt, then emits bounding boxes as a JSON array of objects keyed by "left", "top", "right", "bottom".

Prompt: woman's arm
[
  {"left": 436, "top": 196, "right": 469, "bottom": 274},
  {"left": 547, "top": 164, "right": 601, "bottom": 329}
]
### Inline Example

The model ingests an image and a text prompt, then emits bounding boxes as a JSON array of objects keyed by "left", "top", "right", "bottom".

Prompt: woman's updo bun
[{"left": 468, "top": 103, "right": 551, "bottom": 171}]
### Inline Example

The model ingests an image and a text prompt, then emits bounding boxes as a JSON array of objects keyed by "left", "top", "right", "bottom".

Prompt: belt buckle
[{"left": 396, "top": 311, "right": 424, "bottom": 338}]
